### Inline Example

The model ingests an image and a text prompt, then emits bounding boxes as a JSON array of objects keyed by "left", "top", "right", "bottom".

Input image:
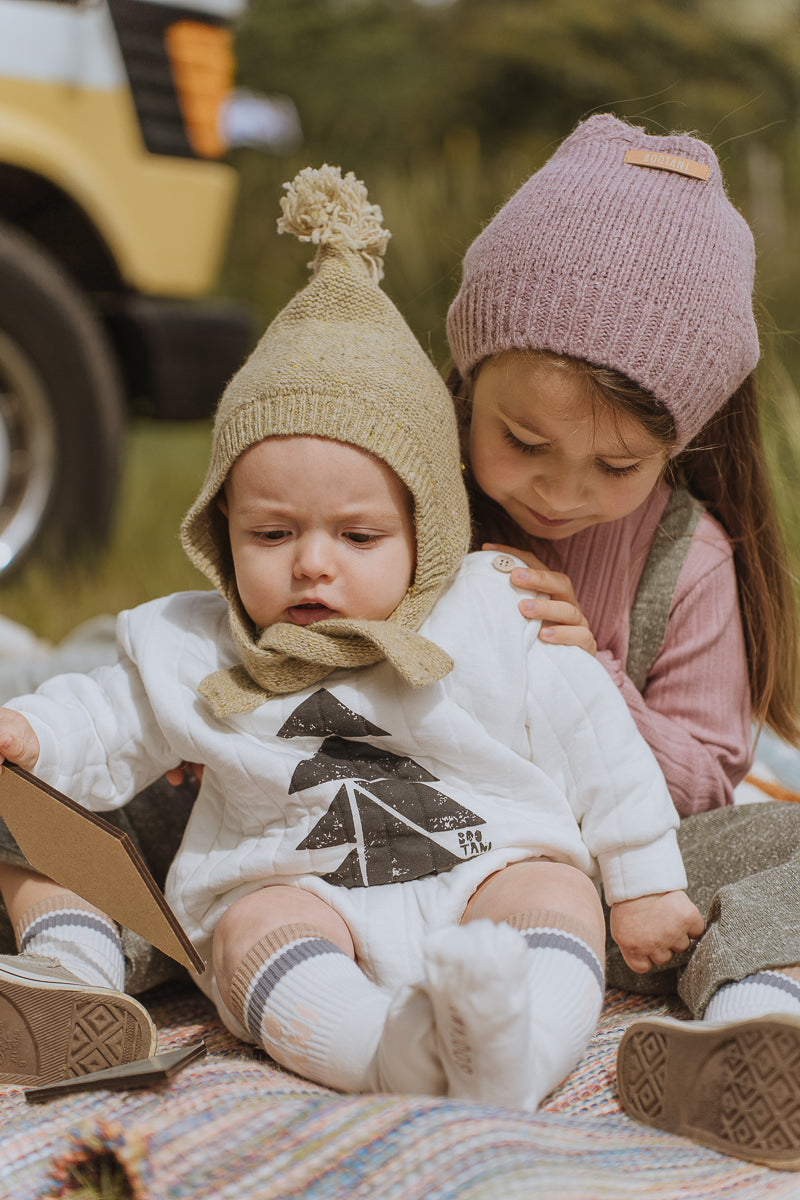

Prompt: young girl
[{"left": 446, "top": 111, "right": 800, "bottom": 1169}]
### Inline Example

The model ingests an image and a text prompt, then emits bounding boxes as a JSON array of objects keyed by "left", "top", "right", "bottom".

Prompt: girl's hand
[
  {"left": 165, "top": 762, "right": 204, "bottom": 788},
  {"left": 483, "top": 543, "right": 597, "bottom": 655},
  {"left": 0, "top": 708, "right": 40, "bottom": 772}
]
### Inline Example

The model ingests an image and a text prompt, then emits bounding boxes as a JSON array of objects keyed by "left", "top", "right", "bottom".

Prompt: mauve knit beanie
[{"left": 447, "top": 113, "right": 760, "bottom": 449}]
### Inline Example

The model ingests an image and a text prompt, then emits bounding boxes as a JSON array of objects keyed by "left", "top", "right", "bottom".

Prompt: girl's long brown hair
[
  {"left": 675, "top": 376, "right": 799, "bottom": 743},
  {"left": 450, "top": 358, "right": 800, "bottom": 744}
]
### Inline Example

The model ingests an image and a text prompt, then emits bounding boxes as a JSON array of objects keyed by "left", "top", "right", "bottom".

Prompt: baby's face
[{"left": 221, "top": 437, "right": 416, "bottom": 628}]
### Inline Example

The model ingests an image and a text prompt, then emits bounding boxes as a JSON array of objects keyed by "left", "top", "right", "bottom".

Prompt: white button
[{"left": 492, "top": 554, "right": 516, "bottom": 573}]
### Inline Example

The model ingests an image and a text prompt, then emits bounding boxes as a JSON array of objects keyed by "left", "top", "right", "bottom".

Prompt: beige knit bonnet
[{"left": 182, "top": 165, "right": 471, "bottom": 716}]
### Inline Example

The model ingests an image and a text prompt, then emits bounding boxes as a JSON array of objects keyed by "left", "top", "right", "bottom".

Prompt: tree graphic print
[{"left": 278, "top": 689, "right": 488, "bottom": 888}]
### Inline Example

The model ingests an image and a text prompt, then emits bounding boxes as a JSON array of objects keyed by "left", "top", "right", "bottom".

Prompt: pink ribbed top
[{"left": 520, "top": 482, "right": 751, "bottom": 816}]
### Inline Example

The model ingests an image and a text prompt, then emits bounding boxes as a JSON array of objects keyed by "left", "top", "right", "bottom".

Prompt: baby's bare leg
[
  {"left": 423, "top": 859, "right": 605, "bottom": 1108},
  {"left": 212, "top": 884, "right": 354, "bottom": 997},
  {"left": 463, "top": 857, "right": 605, "bottom": 936}
]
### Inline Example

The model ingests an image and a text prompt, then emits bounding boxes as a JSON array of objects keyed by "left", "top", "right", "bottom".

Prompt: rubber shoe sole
[
  {"left": 0, "top": 957, "right": 157, "bottom": 1086},
  {"left": 617, "top": 1014, "right": 800, "bottom": 1171}
]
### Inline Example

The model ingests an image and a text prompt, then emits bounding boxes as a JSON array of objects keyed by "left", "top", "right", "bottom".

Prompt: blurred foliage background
[
  {"left": 223, "top": 0, "right": 800, "bottom": 370},
  {"left": 5, "top": 0, "right": 800, "bottom": 639}
]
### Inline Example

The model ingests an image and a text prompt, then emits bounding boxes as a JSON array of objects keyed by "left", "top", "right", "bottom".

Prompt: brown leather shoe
[
  {"left": 617, "top": 1014, "right": 800, "bottom": 1171},
  {"left": 0, "top": 953, "right": 157, "bottom": 1087}
]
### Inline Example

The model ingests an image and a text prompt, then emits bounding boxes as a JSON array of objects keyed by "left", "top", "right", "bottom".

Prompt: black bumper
[{"left": 104, "top": 293, "right": 254, "bottom": 420}]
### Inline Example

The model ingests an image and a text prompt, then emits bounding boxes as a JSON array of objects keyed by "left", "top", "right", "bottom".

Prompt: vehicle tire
[{"left": 0, "top": 220, "right": 125, "bottom": 575}]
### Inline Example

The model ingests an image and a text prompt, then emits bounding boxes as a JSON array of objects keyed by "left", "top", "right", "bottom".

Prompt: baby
[{"left": 0, "top": 167, "right": 702, "bottom": 1107}]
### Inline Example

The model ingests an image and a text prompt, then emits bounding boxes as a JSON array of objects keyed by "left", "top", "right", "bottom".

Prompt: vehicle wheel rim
[{"left": 0, "top": 331, "right": 57, "bottom": 571}]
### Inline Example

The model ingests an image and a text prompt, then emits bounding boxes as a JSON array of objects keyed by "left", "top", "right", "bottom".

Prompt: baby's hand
[
  {"left": 0, "top": 707, "right": 40, "bottom": 772},
  {"left": 610, "top": 891, "right": 705, "bottom": 974},
  {"left": 482, "top": 543, "right": 597, "bottom": 655}
]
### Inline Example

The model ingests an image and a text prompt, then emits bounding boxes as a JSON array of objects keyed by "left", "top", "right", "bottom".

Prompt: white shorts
[{"left": 205, "top": 845, "right": 540, "bottom": 1042}]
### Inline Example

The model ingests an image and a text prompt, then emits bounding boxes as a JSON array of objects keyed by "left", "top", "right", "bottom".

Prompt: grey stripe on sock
[
  {"left": 521, "top": 929, "right": 605, "bottom": 992},
  {"left": 245, "top": 937, "right": 345, "bottom": 1042},
  {"left": 20, "top": 911, "right": 122, "bottom": 953},
  {"left": 751, "top": 970, "right": 800, "bottom": 1001}
]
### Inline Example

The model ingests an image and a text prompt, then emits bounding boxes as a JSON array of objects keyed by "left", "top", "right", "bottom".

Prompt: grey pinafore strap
[{"left": 625, "top": 484, "right": 705, "bottom": 692}]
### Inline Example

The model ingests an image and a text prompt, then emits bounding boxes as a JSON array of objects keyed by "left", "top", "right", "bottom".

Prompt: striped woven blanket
[{"left": 0, "top": 982, "right": 797, "bottom": 1199}]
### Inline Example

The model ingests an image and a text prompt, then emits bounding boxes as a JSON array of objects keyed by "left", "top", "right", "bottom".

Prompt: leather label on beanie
[{"left": 624, "top": 148, "right": 710, "bottom": 182}]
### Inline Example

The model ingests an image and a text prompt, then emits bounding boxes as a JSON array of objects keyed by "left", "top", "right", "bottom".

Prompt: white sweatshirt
[{"left": 9, "top": 552, "right": 685, "bottom": 968}]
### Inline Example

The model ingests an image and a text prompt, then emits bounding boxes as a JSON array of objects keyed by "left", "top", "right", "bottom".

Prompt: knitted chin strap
[{"left": 200, "top": 616, "right": 454, "bottom": 718}]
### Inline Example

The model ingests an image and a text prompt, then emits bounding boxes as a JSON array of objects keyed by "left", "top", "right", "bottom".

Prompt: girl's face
[{"left": 469, "top": 353, "right": 670, "bottom": 541}]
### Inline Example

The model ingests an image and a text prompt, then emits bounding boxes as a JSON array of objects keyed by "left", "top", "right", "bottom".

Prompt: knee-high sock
[
  {"left": 424, "top": 910, "right": 604, "bottom": 1109},
  {"left": 227, "top": 922, "right": 444, "bottom": 1094},
  {"left": 15, "top": 895, "right": 125, "bottom": 990},
  {"left": 507, "top": 910, "right": 605, "bottom": 1106}
]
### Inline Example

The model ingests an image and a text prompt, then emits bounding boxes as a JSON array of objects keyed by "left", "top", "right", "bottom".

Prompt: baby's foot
[
  {"left": 369, "top": 982, "right": 446, "bottom": 1096},
  {"left": 422, "top": 920, "right": 532, "bottom": 1106}
]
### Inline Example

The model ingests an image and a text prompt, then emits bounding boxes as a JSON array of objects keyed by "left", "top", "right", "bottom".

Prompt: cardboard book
[{"left": 0, "top": 763, "right": 204, "bottom": 974}]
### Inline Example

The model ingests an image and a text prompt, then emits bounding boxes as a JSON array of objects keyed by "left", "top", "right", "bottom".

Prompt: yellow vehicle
[{"left": 0, "top": 0, "right": 255, "bottom": 572}]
